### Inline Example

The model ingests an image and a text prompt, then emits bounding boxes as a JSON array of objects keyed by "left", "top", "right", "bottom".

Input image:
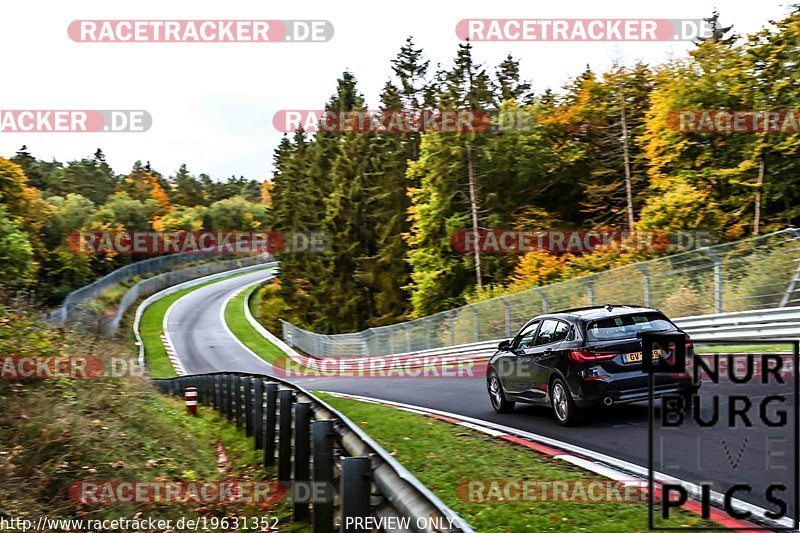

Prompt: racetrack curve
[{"left": 164, "top": 269, "right": 798, "bottom": 524}]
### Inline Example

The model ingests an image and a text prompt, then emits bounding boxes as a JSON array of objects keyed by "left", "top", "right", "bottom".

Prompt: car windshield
[{"left": 585, "top": 313, "right": 674, "bottom": 341}]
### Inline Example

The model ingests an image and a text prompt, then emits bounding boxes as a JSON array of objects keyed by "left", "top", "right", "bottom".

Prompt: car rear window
[{"left": 585, "top": 313, "right": 674, "bottom": 341}]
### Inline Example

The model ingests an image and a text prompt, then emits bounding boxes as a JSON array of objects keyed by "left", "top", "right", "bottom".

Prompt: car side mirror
[{"left": 498, "top": 340, "right": 511, "bottom": 351}]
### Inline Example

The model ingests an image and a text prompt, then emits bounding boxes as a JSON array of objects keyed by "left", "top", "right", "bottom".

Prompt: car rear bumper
[{"left": 570, "top": 372, "right": 699, "bottom": 408}]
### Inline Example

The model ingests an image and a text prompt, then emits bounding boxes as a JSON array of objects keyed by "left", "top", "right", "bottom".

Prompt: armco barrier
[
  {"left": 266, "top": 303, "right": 800, "bottom": 368},
  {"left": 55, "top": 253, "right": 274, "bottom": 336},
  {"left": 53, "top": 251, "right": 225, "bottom": 324},
  {"left": 153, "top": 372, "right": 473, "bottom": 533}
]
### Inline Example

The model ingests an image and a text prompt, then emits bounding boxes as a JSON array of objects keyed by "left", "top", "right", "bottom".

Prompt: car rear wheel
[
  {"left": 551, "top": 378, "right": 582, "bottom": 426},
  {"left": 487, "top": 372, "right": 515, "bottom": 414}
]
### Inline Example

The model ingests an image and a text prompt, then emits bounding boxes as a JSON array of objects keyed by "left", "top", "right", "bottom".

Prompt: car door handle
[{"left": 543, "top": 348, "right": 552, "bottom": 355}]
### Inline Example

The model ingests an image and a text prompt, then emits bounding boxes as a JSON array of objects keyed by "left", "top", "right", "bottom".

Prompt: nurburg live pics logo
[{"left": 645, "top": 334, "right": 799, "bottom": 530}]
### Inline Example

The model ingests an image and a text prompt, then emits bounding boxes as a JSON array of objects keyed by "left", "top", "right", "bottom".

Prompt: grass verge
[
  {"left": 223, "top": 283, "right": 286, "bottom": 365},
  {"left": 695, "top": 343, "right": 792, "bottom": 354},
  {"left": 317, "top": 392, "right": 718, "bottom": 532}
]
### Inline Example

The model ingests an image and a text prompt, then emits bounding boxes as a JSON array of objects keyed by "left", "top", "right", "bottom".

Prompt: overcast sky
[{"left": 1, "top": 0, "right": 794, "bottom": 182}]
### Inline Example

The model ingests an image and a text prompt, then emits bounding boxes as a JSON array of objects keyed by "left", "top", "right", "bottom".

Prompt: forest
[{"left": 1, "top": 10, "right": 798, "bottom": 334}]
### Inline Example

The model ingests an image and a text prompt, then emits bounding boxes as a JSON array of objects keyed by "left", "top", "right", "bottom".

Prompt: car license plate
[{"left": 623, "top": 349, "right": 662, "bottom": 363}]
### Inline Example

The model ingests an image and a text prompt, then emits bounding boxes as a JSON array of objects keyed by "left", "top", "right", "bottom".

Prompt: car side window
[
  {"left": 535, "top": 319, "right": 571, "bottom": 345},
  {"left": 535, "top": 320, "right": 559, "bottom": 345},
  {"left": 551, "top": 321, "right": 571, "bottom": 343},
  {"left": 513, "top": 321, "right": 539, "bottom": 350}
]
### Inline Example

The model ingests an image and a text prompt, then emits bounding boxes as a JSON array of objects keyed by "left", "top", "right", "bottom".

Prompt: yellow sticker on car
[{"left": 623, "top": 349, "right": 662, "bottom": 363}]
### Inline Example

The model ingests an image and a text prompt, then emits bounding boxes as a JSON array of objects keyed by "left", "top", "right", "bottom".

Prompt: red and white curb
[
  {"left": 160, "top": 332, "right": 187, "bottom": 376},
  {"left": 323, "top": 392, "right": 788, "bottom": 531}
]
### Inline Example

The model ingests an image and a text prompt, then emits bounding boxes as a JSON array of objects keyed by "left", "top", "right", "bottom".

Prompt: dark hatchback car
[{"left": 486, "top": 305, "right": 699, "bottom": 425}]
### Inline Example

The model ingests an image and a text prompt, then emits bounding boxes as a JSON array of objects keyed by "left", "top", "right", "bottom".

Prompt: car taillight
[{"left": 569, "top": 349, "right": 617, "bottom": 363}]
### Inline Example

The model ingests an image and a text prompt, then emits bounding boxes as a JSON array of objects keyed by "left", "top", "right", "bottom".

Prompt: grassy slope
[
  {"left": 318, "top": 393, "right": 717, "bottom": 532},
  {"left": 0, "top": 307, "right": 294, "bottom": 529}
]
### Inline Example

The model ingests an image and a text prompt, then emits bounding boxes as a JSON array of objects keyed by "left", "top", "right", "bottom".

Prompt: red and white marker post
[{"left": 185, "top": 387, "right": 198, "bottom": 416}]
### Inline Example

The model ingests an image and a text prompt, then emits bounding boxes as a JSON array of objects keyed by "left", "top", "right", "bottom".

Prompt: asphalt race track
[{"left": 165, "top": 269, "right": 798, "bottom": 523}]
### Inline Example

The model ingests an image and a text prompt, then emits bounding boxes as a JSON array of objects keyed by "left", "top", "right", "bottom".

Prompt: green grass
[
  {"left": 317, "top": 392, "right": 718, "bottom": 532},
  {"left": 223, "top": 284, "right": 286, "bottom": 365},
  {"left": 138, "top": 271, "right": 262, "bottom": 379},
  {"left": 0, "top": 304, "right": 293, "bottom": 528},
  {"left": 0, "top": 378, "right": 296, "bottom": 529},
  {"left": 695, "top": 343, "right": 793, "bottom": 354}
]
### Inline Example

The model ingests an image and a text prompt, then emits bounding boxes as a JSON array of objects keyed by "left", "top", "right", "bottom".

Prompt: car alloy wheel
[
  {"left": 487, "top": 371, "right": 515, "bottom": 413},
  {"left": 552, "top": 381, "right": 569, "bottom": 422}
]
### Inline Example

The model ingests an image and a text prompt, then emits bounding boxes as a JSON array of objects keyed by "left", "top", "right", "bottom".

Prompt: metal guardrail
[
  {"left": 153, "top": 373, "right": 473, "bottom": 533},
  {"left": 280, "top": 307, "right": 800, "bottom": 366},
  {"left": 52, "top": 251, "right": 226, "bottom": 324},
  {"left": 283, "top": 228, "right": 800, "bottom": 357},
  {"left": 54, "top": 253, "right": 273, "bottom": 336}
]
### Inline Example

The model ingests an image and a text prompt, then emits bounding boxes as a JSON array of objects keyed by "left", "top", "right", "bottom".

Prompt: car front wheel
[{"left": 487, "top": 371, "right": 515, "bottom": 414}]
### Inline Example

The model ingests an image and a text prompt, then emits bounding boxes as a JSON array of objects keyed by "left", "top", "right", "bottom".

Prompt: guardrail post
[
  {"left": 243, "top": 377, "right": 254, "bottom": 437},
  {"left": 278, "top": 389, "right": 294, "bottom": 482},
  {"left": 264, "top": 383, "right": 278, "bottom": 467},
  {"left": 235, "top": 376, "right": 245, "bottom": 429},
  {"left": 534, "top": 288, "right": 548, "bottom": 313},
  {"left": 221, "top": 376, "right": 229, "bottom": 418},
  {"left": 703, "top": 249, "right": 723, "bottom": 313},
  {"left": 635, "top": 265, "right": 651, "bottom": 307},
  {"left": 228, "top": 375, "right": 237, "bottom": 421},
  {"left": 293, "top": 403, "right": 311, "bottom": 521},
  {"left": 226, "top": 375, "right": 236, "bottom": 422},
  {"left": 214, "top": 375, "right": 221, "bottom": 412},
  {"left": 199, "top": 376, "right": 207, "bottom": 406},
  {"left": 312, "top": 420, "right": 335, "bottom": 533},
  {"left": 253, "top": 379, "right": 265, "bottom": 450},
  {"left": 405, "top": 325, "right": 412, "bottom": 353},
  {"left": 340, "top": 457, "right": 371, "bottom": 532},
  {"left": 198, "top": 377, "right": 206, "bottom": 406}
]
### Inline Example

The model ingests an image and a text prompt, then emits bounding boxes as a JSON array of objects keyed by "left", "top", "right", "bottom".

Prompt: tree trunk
[
  {"left": 619, "top": 84, "right": 635, "bottom": 233},
  {"left": 466, "top": 141, "right": 482, "bottom": 288},
  {"left": 754, "top": 155, "right": 765, "bottom": 236}
]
